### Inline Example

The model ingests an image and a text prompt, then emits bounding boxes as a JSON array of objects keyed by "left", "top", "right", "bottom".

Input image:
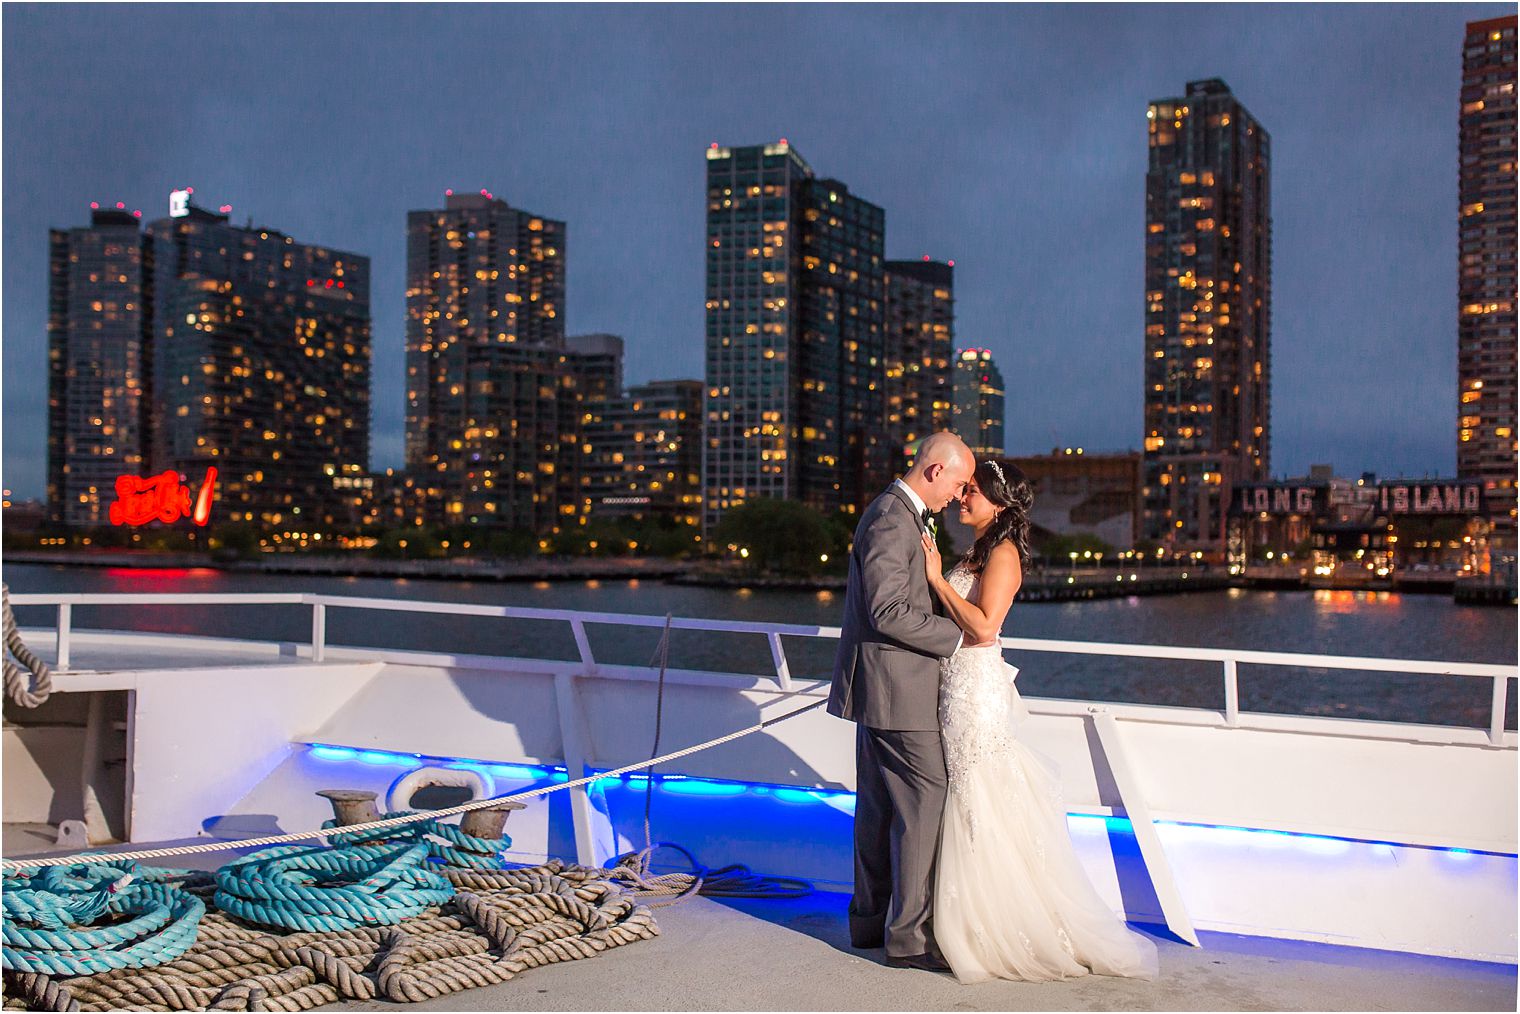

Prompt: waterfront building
[
  {"left": 1143, "top": 79, "right": 1272, "bottom": 552},
  {"left": 46, "top": 206, "right": 153, "bottom": 527},
  {"left": 703, "top": 140, "right": 887, "bottom": 531},
  {"left": 147, "top": 200, "right": 371, "bottom": 532},
  {"left": 404, "top": 192, "right": 573, "bottom": 530},
  {"left": 2, "top": 490, "right": 48, "bottom": 534},
  {"left": 1007, "top": 448, "right": 1142, "bottom": 551},
  {"left": 364, "top": 468, "right": 438, "bottom": 532},
  {"left": 1225, "top": 466, "right": 1490, "bottom": 581},
  {"left": 1458, "top": 16, "right": 1518, "bottom": 547},
  {"left": 566, "top": 333, "right": 624, "bottom": 403},
  {"left": 884, "top": 258, "right": 955, "bottom": 474},
  {"left": 586, "top": 379, "right": 704, "bottom": 526},
  {"left": 952, "top": 348, "right": 1005, "bottom": 456},
  {"left": 569, "top": 333, "right": 626, "bottom": 523}
]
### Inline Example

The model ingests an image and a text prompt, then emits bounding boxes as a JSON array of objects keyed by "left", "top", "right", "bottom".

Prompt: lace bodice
[
  {"left": 932, "top": 569, "right": 1159, "bottom": 985},
  {"left": 939, "top": 565, "right": 1027, "bottom": 804}
]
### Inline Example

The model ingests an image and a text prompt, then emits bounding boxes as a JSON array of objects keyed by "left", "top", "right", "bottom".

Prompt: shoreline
[{"left": 7, "top": 549, "right": 1508, "bottom": 603}]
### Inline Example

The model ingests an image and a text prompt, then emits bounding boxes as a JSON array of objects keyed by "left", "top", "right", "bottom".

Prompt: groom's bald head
[{"left": 903, "top": 432, "right": 976, "bottom": 512}]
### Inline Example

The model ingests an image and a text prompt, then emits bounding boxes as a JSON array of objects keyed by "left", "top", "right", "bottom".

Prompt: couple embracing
[{"left": 827, "top": 432, "right": 1159, "bottom": 984}]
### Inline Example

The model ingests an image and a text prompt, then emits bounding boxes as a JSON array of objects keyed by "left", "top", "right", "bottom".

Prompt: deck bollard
[
  {"left": 459, "top": 801, "right": 526, "bottom": 840},
  {"left": 317, "top": 789, "right": 381, "bottom": 826}
]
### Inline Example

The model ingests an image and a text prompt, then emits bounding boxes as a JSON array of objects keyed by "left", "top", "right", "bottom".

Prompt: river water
[{"left": 4, "top": 562, "right": 1515, "bottom": 730}]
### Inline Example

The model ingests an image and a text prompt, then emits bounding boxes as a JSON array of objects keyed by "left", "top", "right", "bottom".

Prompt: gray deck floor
[{"left": 4, "top": 828, "right": 1513, "bottom": 1012}]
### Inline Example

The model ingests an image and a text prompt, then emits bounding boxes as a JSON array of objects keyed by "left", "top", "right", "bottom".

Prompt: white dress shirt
[
  {"left": 894, "top": 478, "right": 968, "bottom": 647},
  {"left": 893, "top": 478, "right": 928, "bottom": 524}
]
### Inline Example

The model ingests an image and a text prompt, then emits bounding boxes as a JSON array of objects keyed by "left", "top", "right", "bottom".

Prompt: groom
[{"left": 827, "top": 431, "right": 977, "bottom": 971}]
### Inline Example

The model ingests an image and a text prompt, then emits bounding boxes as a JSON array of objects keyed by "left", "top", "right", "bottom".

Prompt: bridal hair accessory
[{"left": 987, "top": 460, "right": 1006, "bottom": 485}]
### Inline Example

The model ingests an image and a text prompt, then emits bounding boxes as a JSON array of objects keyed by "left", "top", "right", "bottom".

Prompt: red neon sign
[{"left": 109, "top": 468, "right": 217, "bottom": 527}]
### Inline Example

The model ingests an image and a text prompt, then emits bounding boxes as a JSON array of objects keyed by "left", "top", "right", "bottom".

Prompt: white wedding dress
[{"left": 933, "top": 564, "right": 1159, "bottom": 984}]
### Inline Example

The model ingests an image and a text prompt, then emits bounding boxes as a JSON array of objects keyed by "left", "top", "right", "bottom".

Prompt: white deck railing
[{"left": 9, "top": 591, "right": 1517, "bottom": 745}]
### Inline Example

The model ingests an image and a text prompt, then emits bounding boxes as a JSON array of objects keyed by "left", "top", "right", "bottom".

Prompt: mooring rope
[
  {"left": 1, "top": 697, "right": 827, "bottom": 871},
  {"left": 211, "top": 843, "right": 455, "bottom": 934},
  {"left": 2, "top": 584, "right": 52, "bottom": 709},
  {"left": 2, "top": 864, "right": 207, "bottom": 976},
  {"left": 2, "top": 859, "right": 661, "bottom": 1011},
  {"left": 323, "top": 812, "right": 512, "bottom": 870},
  {"left": 600, "top": 614, "right": 817, "bottom": 906}
]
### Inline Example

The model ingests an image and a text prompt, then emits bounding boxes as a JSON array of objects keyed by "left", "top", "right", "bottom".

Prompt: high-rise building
[
  {"left": 568, "top": 333, "right": 626, "bottom": 524},
  {"left": 47, "top": 206, "right": 153, "bottom": 526},
  {"left": 1458, "top": 16, "right": 1517, "bottom": 546},
  {"left": 586, "top": 379, "right": 704, "bottom": 526},
  {"left": 884, "top": 259, "right": 955, "bottom": 472},
  {"left": 404, "top": 192, "right": 573, "bottom": 529},
  {"left": 703, "top": 140, "right": 888, "bottom": 531},
  {"left": 148, "top": 202, "right": 371, "bottom": 533},
  {"left": 1142, "top": 78, "right": 1272, "bottom": 551},
  {"left": 566, "top": 334, "right": 625, "bottom": 402},
  {"left": 453, "top": 343, "right": 583, "bottom": 532},
  {"left": 953, "top": 348, "right": 1005, "bottom": 456}
]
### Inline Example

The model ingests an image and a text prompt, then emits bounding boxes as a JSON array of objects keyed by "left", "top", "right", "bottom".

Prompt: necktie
[{"left": 921, "top": 508, "right": 933, "bottom": 531}]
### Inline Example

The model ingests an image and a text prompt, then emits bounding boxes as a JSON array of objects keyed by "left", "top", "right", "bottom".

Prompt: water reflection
[{"left": 1313, "top": 588, "right": 1404, "bottom": 612}]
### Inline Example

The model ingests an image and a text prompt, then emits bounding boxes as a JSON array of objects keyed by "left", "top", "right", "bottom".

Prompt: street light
[{"left": 1069, "top": 551, "right": 1078, "bottom": 576}]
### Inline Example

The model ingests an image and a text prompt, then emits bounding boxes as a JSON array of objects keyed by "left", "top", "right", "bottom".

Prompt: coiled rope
[
  {"left": 2, "top": 584, "right": 52, "bottom": 709},
  {"left": 3, "top": 863, "right": 207, "bottom": 976},
  {"left": 323, "top": 812, "right": 512, "bottom": 870},
  {"left": 2, "top": 860, "right": 660, "bottom": 1011},
  {"left": 211, "top": 843, "right": 455, "bottom": 935}
]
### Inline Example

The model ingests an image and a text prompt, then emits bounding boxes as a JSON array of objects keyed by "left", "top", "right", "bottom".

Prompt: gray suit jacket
[{"left": 827, "top": 484, "right": 964, "bottom": 731}]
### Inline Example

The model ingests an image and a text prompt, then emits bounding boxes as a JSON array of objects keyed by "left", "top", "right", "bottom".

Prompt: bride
[{"left": 919, "top": 458, "right": 1159, "bottom": 984}]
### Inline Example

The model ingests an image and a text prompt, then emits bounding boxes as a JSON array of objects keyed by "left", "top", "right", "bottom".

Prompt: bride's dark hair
[{"left": 961, "top": 458, "right": 1034, "bottom": 574}]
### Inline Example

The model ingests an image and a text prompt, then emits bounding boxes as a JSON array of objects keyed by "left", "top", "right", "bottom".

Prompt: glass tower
[
  {"left": 884, "top": 259, "right": 955, "bottom": 472},
  {"left": 1458, "top": 16, "right": 1517, "bottom": 548},
  {"left": 952, "top": 348, "right": 1005, "bottom": 456},
  {"left": 47, "top": 207, "right": 153, "bottom": 526},
  {"left": 1142, "top": 79, "right": 1272, "bottom": 551},
  {"left": 703, "top": 141, "right": 887, "bottom": 531},
  {"left": 148, "top": 204, "right": 371, "bottom": 532},
  {"left": 404, "top": 193, "right": 575, "bottom": 530}
]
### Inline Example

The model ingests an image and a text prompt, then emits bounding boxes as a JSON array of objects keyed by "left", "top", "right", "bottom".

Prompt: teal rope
[
  {"left": 212, "top": 842, "right": 453, "bottom": 933},
  {"left": 2, "top": 862, "right": 205, "bottom": 975},
  {"left": 322, "top": 812, "right": 512, "bottom": 870}
]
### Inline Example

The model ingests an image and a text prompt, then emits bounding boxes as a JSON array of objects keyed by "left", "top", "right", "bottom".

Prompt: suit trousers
[{"left": 849, "top": 724, "right": 948, "bottom": 958}]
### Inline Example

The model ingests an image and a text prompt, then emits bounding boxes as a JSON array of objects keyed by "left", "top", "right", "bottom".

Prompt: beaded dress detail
[{"left": 933, "top": 564, "right": 1159, "bottom": 984}]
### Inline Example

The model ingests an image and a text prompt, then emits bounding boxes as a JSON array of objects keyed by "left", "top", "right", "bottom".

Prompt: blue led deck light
[{"left": 300, "top": 744, "right": 1509, "bottom": 859}]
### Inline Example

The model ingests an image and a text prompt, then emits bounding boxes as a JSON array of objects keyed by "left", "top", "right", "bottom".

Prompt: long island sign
[{"left": 1231, "top": 479, "right": 1485, "bottom": 518}]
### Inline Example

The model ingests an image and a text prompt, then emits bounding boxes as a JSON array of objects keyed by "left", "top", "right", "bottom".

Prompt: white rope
[
  {"left": 2, "top": 698, "right": 829, "bottom": 871},
  {"left": 2, "top": 584, "right": 53, "bottom": 709}
]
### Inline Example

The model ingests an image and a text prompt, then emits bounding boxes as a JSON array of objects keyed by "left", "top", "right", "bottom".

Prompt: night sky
[{"left": 3, "top": 2, "right": 1509, "bottom": 499}]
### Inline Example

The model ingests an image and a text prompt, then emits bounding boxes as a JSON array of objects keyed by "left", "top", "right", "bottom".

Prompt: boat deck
[{"left": 4, "top": 829, "right": 1513, "bottom": 1012}]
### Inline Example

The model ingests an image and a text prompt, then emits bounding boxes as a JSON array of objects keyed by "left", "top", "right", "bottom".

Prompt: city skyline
[{"left": 3, "top": 3, "right": 1510, "bottom": 500}]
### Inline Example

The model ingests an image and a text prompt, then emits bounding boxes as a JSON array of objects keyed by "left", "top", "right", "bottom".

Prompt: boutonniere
[{"left": 925, "top": 515, "right": 938, "bottom": 542}]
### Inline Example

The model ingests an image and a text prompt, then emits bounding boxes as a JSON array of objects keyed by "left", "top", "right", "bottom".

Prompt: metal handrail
[{"left": 8, "top": 590, "right": 1516, "bottom": 743}]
